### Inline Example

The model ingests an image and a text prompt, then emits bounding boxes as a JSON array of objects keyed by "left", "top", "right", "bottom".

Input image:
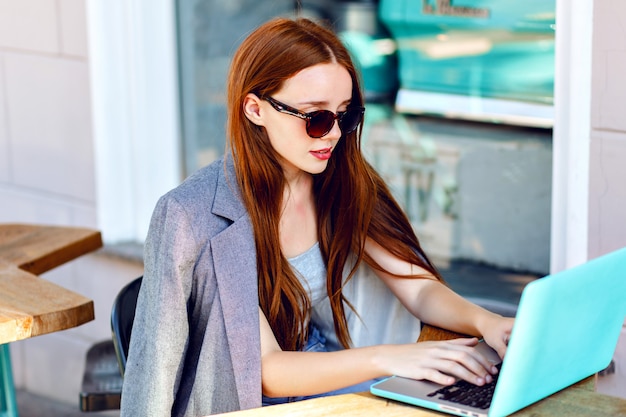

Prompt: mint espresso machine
[{"left": 378, "top": 0, "right": 556, "bottom": 128}]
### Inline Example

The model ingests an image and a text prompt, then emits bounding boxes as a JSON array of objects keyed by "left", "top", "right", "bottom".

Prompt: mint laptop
[{"left": 371, "top": 247, "right": 626, "bottom": 417}]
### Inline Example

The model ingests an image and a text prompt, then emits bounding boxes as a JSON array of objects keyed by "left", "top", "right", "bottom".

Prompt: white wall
[
  {"left": 588, "top": 0, "right": 626, "bottom": 259},
  {"left": 0, "top": 0, "right": 95, "bottom": 224},
  {"left": 588, "top": 0, "right": 626, "bottom": 398},
  {"left": 0, "top": 0, "right": 142, "bottom": 406},
  {"left": 552, "top": 0, "right": 626, "bottom": 399},
  {"left": 549, "top": 0, "right": 626, "bottom": 267}
]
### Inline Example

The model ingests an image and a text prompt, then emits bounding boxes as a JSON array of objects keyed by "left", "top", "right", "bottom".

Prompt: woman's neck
[{"left": 280, "top": 174, "right": 318, "bottom": 259}]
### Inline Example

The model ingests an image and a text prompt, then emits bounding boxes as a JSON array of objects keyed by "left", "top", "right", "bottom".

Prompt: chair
[
  {"left": 79, "top": 276, "right": 142, "bottom": 411},
  {"left": 111, "top": 276, "right": 143, "bottom": 376},
  {"left": 78, "top": 340, "right": 123, "bottom": 411}
]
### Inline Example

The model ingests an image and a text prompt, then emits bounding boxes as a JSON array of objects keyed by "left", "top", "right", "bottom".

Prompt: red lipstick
[{"left": 310, "top": 147, "right": 332, "bottom": 161}]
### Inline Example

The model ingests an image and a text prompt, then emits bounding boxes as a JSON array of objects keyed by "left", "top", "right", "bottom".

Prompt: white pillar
[{"left": 550, "top": 0, "right": 594, "bottom": 273}]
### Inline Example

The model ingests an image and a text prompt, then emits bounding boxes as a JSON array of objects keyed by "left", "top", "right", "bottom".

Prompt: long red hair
[{"left": 227, "top": 17, "right": 442, "bottom": 351}]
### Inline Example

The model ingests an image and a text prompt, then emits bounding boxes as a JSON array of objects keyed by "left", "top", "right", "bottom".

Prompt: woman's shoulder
[
  {"left": 175, "top": 157, "right": 228, "bottom": 194},
  {"left": 147, "top": 156, "right": 248, "bottom": 245},
  {"left": 167, "top": 157, "right": 236, "bottom": 200},
  {"left": 154, "top": 156, "right": 244, "bottom": 221}
]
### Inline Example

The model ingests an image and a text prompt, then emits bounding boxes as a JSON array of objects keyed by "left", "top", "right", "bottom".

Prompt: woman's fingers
[
  {"left": 390, "top": 339, "right": 499, "bottom": 386},
  {"left": 435, "top": 340, "right": 497, "bottom": 384},
  {"left": 450, "top": 338, "right": 500, "bottom": 376},
  {"left": 429, "top": 354, "right": 493, "bottom": 386},
  {"left": 480, "top": 316, "right": 515, "bottom": 359}
]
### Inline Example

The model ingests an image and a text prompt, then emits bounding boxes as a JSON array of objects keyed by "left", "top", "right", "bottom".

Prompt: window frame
[{"left": 86, "top": 0, "right": 182, "bottom": 243}]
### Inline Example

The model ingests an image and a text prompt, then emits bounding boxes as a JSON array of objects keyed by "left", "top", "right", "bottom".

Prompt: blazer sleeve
[{"left": 121, "top": 193, "right": 198, "bottom": 416}]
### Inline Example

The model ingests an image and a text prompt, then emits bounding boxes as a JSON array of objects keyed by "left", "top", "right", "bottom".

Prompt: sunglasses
[{"left": 262, "top": 96, "right": 365, "bottom": 139}]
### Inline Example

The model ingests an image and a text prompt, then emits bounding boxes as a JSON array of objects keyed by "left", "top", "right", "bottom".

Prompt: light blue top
[{"left": 288, "top": 242, "right": 327, "bottom": 308}]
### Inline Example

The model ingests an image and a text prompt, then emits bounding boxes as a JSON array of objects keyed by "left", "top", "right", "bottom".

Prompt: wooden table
[
  {"left": 215, "top": 387, "right": 626, "bottom": 417},
  {"left": 0, "top": 223, "right": 103, "bottom": 416},
  {"left": 214, "top": 326, "right": 626, "bottom": 416}
]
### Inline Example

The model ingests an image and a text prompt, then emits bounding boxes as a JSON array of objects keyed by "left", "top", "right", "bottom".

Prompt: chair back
[{"left": 111, "top": 276, "right": 142, "bottom": 376}]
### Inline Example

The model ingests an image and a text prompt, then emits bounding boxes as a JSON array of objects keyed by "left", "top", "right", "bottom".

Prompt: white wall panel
[
  {"left": 5, "top": 53, "right": 95, "bottom": 201},
  {"left": 59, "top": 0, "right": 89, "bottom": 57},
  {"left": 0, "top": 0, "right": 59, "bottom": 53}
]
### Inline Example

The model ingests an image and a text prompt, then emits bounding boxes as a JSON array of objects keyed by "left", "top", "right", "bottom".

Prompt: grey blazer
[{"left": 121, "top": 157, "right": 262, "bottom": 416}]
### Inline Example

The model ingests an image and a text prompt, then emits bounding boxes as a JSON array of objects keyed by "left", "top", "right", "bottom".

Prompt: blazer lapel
[
  {"left": 211, "top": 159, "right": 262, "bottom": 408},
  {"left": 212, "top": 218, "right": 260, "bottom": 409},
  {"left": 212, "top": 157, "right": 245, "bottom": 222}
]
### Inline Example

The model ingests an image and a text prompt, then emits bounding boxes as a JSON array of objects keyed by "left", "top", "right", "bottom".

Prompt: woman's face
[{"left": 256, "top": 63, "right": 354, "bottom": 178}]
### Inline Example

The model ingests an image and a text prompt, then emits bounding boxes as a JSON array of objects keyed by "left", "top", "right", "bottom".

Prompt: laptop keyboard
[{"left": 427, "top": 363, "right": 502, "bottom": 410}]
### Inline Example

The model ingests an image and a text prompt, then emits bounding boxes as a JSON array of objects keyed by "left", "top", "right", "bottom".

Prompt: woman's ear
[{"left": 243, "top": 93, "right": 264, "bottom": 126}]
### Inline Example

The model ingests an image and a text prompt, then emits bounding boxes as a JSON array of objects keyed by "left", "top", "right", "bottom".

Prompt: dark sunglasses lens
[
  {"left": 339, "top": 109, "right": 363, "bottom": 134},
  {"left": 306, "top": 108, "right": 364, "bottom": 138},
  {"left": 307, "top": 111, "right": 336, "bottom": 138}
]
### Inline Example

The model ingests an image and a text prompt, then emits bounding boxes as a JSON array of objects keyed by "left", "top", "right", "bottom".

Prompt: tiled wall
[
  {"left": 0, "top": 0, "right": 94, "bottom": 220},
  {"left": 589, "top": 0, "right": 626, "bottom": 257},
  {"left": 589, "top": 0, "right": 626, "bottom": 399}
]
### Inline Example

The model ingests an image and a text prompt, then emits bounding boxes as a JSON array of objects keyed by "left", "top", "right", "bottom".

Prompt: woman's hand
[
  {"left": 476, "top": 314, "right": 515, "bottom": 359},
  {"left": 378, "top": 338, "right": 500, "bottom": 386}
]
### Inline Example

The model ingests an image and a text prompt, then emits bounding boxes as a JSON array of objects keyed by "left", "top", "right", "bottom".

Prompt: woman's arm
[
  {"left": 259, "top": 307, "right": 498, "bottom": 398},
  {"left": 364, "top": 238, "right": 514, "bottom": 358},
  {"left": 121, "top": 196, "right": 195, "bottom": 416}
]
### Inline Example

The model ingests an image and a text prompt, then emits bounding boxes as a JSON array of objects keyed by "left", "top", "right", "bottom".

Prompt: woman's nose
[{"left": 324, "top": 119, "right": 342, "bottom": 140}]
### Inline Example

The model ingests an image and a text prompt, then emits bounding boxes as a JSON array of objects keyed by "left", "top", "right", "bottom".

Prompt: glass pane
[
  {"left": 380, "top": 0, "right": 556, "bottom": 127},
  {"left": 174, "top": 1, "right": 552, "bottom": 306}
]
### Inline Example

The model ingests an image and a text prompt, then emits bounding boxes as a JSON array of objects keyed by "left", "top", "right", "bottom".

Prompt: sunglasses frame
[{"left": 262, "top": 96, "right": 365, "bottom": 138}]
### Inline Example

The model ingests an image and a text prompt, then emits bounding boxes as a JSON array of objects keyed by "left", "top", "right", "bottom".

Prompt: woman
[{"left": 121, "top": 17, "right": 513, "bottom": 417}]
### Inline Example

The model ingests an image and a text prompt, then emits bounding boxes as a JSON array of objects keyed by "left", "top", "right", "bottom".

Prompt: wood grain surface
[{"left": 0, "top": 224, "right": 102, "bottom": 343}]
